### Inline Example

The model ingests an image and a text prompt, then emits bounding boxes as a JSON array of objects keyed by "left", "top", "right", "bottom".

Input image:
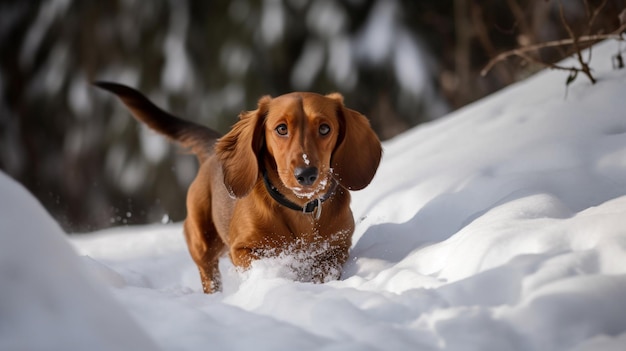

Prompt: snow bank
[
  {"left": 0, "top": 173, "right": 157, "bottom": 351},
  {"left": 3, "top": 40, "right": 626, "bottom": 350}
]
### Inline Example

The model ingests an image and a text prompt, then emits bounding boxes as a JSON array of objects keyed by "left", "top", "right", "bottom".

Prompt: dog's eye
[
  {"left": 276, "top": 124, "right": 288, "bottom": 136},
  {"left": 319, "top": 124, "right": 331, "bottom": 136}
]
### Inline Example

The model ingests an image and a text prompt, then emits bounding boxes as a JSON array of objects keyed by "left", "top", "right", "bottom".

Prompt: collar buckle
[{"left": 304, "top": 198, "right": 322, "bottom": 220}]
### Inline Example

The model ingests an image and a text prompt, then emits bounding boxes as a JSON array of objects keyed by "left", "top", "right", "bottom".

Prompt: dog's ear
[
  {"left": 215, "top": 96, "right": 270, "bottom": 197},
  {"left": 327, "top": 93, "right": 382, "bottom": 191}
]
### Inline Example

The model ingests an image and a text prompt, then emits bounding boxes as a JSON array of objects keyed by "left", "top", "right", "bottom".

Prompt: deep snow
[
  {"left": 2, "top": 40, "right": 626, "bottom": 350},
  {"left": 0, "top": 173, "right": 157, "bottom": 351}
]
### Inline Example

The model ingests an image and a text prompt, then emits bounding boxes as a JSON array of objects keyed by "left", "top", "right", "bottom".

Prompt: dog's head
[{"left": 216, "top": 92, "right": 382, "bottom": 199}]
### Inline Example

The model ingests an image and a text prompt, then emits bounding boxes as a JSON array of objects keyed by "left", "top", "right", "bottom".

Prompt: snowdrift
[
  {"left": 0, "top": 173, "right": 157, "bottom": 350},
  {"left": 2, "top": 40, "right": 626, "bottom": 350}
]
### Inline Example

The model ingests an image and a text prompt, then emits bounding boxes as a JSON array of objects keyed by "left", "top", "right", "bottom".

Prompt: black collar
[{"left": 262, "top": 171, "right": 338, "bottom": 219}]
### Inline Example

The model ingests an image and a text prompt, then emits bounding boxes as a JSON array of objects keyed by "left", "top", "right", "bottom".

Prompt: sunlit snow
[{"left": 2, "top": 40, "right": 626, "bottom": 351}]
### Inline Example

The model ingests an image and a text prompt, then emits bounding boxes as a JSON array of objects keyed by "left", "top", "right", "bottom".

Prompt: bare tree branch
[
  {"left": 481, "top": 23, "right": 626, "bottom": 77},
  {"left": 557, "top": 0, "right": 596, "bottom": 83},
  {"left": 586, "top": 0, "right": 609, "bottom": 36}
]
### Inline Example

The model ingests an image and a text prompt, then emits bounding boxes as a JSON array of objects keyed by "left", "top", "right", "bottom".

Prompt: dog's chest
[{"left": 267, "top": 213, "right": 351, "bottom": 248}]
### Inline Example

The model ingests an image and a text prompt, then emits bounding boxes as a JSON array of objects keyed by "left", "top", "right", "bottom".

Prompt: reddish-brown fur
[{"left": 96, "top": 83, "right": 382, "bottom": 293}]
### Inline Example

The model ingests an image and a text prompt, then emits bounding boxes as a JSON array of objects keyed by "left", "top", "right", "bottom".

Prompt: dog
[{"left": 96, "top": 82, "right": 382, "bottom": 293}]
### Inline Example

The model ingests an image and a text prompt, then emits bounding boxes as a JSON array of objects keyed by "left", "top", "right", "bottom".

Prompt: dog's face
[
  {"left": 264, "top": 93, "right": 341, "bottom": 198},
  {"left": 216, "top": 92, "right": 381, "bottom": 199}
]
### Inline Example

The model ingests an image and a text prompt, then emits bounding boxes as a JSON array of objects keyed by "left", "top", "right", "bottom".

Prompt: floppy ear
[
  {"left": 215, "top": 96, "right": 270, "bottom": 197},
  {"left": 328, "top": 93, "right": 382, "bottom": 190}
]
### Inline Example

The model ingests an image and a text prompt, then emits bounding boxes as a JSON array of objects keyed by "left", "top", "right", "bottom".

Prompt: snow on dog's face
[{"left": 264, "top": 93, "right": 341, "bottom": 199}]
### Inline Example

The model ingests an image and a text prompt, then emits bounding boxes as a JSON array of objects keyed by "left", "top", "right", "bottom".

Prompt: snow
[
  {"left": 3, "top": 40, "right": 626, "bottom": 350},
  {"left": 139, "top": 125, "right": 169, "bottom": 163},
  {"left": 19, "top": 0, "right": 70, "bottom": 68},
  {"left": 0, "top": 173, "right": 157, "bottom": 351},
  {"left": 260, "top": 0, "right": 285, "bottom": 46},
  {"left": 354, "top": 0, "right": 430, "bottom": 98},
  {"left": 354, "top": 0, "right": 397, "bottom": 65},
  {"left": 291, "top": 40, "right": 325, "bottom": 89},
  {"left": 161, "top": 0, "right": 194, "bottom": 92}
]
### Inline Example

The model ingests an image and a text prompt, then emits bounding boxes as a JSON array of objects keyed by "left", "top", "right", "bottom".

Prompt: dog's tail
[{"left": 95, "top": 82, "right": 221, "bottom": 162}]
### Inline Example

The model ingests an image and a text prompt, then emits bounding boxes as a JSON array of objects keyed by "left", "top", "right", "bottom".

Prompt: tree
[{"left": 1, "top": 0, "right": 621, "bottom": 231}]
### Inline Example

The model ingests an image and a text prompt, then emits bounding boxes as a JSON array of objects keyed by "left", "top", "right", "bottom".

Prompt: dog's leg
[
  {"left": 183, "top": 172, "right": 226, "bottom": 294},
  {"left": 230, "top": 246, "right": 260, "bottom": 268},
  {"left": 184, "top": 219, "right": 224, "bottom": 293}
]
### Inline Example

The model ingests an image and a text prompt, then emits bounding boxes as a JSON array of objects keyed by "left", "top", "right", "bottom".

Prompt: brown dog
[{"left": 96, "top": 83, "right": 382, "bottom": 293}]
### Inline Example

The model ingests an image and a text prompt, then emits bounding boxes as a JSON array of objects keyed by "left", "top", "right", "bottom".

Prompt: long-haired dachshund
[{"left": 96, "top": 82, "right": 382, "bottom": 293}]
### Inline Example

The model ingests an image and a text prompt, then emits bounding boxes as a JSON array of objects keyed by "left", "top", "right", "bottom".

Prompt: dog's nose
[{"left": 294, "top": 167, "right": 318, "bottom": 186}]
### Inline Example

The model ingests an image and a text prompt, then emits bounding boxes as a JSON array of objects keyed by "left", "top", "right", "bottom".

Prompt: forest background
[{"left": 1, "top": 0, "right": 623, "bottom": 232}]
